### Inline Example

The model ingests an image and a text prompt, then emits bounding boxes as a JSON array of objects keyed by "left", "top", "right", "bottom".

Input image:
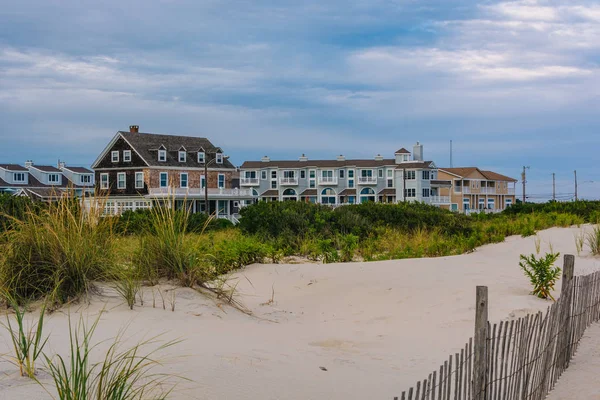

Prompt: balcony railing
[
  {"left": 240, "top": 178, "right": 259, "bottom": 186},
  {"left": 318, "top": 177, "right": 338, "bottom": 185},
  {"left": 429, "top": 195, "right": 451, "bottom": 204},
  {"left": 279, "top": 177, "right": 299, "bottom": 185},
  {"left": 148, "top": 187, "right": 255, "bottom": 198},
  {"left": 358, "top": 177, "right": 377, "bottom": 184}
]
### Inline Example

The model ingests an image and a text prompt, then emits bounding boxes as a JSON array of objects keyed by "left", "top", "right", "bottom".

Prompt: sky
[{"left": 1, "top": 0, "right": 599, "bottom": 200}]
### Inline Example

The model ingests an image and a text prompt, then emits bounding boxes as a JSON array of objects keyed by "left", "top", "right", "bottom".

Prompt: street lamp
[{"left": 204, "top": 152, "right": 229, "bottom": 215}]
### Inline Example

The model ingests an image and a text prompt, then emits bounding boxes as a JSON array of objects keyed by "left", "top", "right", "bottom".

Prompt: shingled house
[
  {"left": 90, "top": 125, "right": 254, "bottom": 220},
  {"left": 240, "top": 142, "right": 449, "bottom": 206}
]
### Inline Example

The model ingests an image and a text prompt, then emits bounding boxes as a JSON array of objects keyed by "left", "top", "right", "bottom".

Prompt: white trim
[
  {"left": 13, "top": 172, "right": 26, "bottom": 183},
  {"left": 123, "top": 150, "right": 132, "bottom": 162},
  {"left": 93, "top": 166, "right": 235, "bottom": 172},
  {"left": 218, "top": 173, "right": 225, "bottom": 189},
  {"left": 91, "top": 132, "right": 150, "bottom": 169},
  {"left": 159, "top": 172, "right": 168, "bottom": 188},
  {"left": 180, "top": 172, "right": 189, "bottom": 188},
  {"left": 117, "top": 172, "right": 126, "bottom": 189},
  {"left": 216, "top": 153, "right": 223, "bottom": 164},
  {"left": 100, "top": 173, "right": 109, "bottom": 189},
  {"left": 178, "top": 151, "right": 186, "bottom": 163},
  {"left": 135, "top": 172, "right": 144, "bottom": 189},
  {"left": 111, "top": 151, "right": 119, "bottom": 163},
  {"left": 158, "top": 149, "right": 167, "bottom": 162},
  {"left": 198, "top": 152, "right": 205, "bottom": 163}
]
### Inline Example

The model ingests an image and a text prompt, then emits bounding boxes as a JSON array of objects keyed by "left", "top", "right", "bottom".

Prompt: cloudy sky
[{"left": 1, "top": 0, "right": 599, "bottom": 199}]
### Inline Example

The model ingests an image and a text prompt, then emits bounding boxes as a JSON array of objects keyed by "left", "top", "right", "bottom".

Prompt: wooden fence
[{"left": 393, "top": 254, "right": 600, "bottom": 400}]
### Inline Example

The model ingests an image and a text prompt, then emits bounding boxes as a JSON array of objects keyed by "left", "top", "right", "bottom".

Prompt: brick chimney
[{"left": 129, "top": 125, "right": 139, "bottom": 133}]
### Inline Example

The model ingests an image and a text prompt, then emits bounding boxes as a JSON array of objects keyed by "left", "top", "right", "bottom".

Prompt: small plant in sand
[
  {"left": 534, "top": 235, "right": 542, "bottom": 254},
  {"left": 114, "top": 267, "right": 141, "bottom": 310},
  {"left": 587, "top": 225, "right": 600, "bottom": 256},
  {"left": 0, "top": 292, "right": 48, "bottom": 378},
  {"left": 519, "top": 252, "right": 561, "bottom": 300},
  {"left": 44, "top": 312, "right": 181, "bottom": 400},
  {"left": 575, "top": 229, "right": 586, "bottom": 256}
]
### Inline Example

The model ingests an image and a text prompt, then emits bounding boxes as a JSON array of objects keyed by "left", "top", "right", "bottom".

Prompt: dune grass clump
[
  {"left": 0, "top": 292, "right": 48, "bottom": 378},
  {"left": 0, "top": 195, "right": 117, "bottom": 306},
  {"left": 44, "top": 313, "right": 180, "bottom": 400},
  {"left": 587, "top": 225, "right": 600, "bottom": 256}
]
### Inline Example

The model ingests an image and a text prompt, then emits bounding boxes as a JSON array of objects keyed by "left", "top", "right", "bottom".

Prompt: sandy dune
[{"left": 1, "top": 226, "right": 599, "bottom": 400}]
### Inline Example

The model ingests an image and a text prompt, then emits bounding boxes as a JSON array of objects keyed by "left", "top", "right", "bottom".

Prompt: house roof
[
  {"left": 0, "top": 173, "right": 84, "bottom": 189},
  {"left": 300, "top": 189, "right": 317, "bottom": 196},
  {"left": 63, "top": 166, "right": 93, "bottom": 174},
  {"left": 0, "top": 164, "right": 28, "bottom": 171},
  {"left": 431, "top": 179, "right": 452, "bottom": 186},
  {"left": 31, "top": 165, "right": 62, "bottom": 173},
  {"left": 242, "top": 158, "right": 410, "bottom": 169},
  {"left": 395, "top": 148, "right": 411, "bottom": 154},
  {"left": 338, "top": 188, "right": 357, "bottom": 196},
  {"left": 21, "top": 188, "right": 65, "bottom": 200},
  {"left": 118, "top": 131, "right": 236, "bottom": 169},
  {"left": 441, "top": 167, "right": 517, "bottom": 182},
  {"left": 378, "top": 188, "right": 396, "bottom": 196},
  {"left": 394, "top": 161, "right": 435, "bottom": 169},
  {"left": 260, "top": 189, "right": 279, "bottom": 197}
]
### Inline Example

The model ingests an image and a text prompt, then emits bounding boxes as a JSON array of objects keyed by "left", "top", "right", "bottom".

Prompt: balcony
[
  {"left": 148, "top": 187, "right": 255, "bottom": 198},
  {"left": 240, "top": 178, "right": 259, "bottom": 186},
  {"left": 358, "top": 177, "right": 378, "bottom": 185},
  {"left": 279, "top": 177, "right": 299, "bottom": 185},
  {"left": 429, "top": 195, "right": 451, "bottom": 204},
  {"left": 481, "top": 187, "right": 496, "bottom": 194},
  {"left": 318, "top": 177, "right": 338, "bottom": 185}
]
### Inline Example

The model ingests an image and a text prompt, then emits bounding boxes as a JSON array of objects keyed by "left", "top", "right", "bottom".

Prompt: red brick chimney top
[{"left": 129, "top": 125, "right": 139, "bottom": 133}]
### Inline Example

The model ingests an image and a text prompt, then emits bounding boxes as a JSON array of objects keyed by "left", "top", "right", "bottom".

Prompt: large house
[
  {"left": 0, "top": 162, "right": 94, "bottom": 201},
  {"left": 90, "top": 126, "right": 254, "bottom": 220},
  {"left": 437, "top": 167, "right": 517, "bottom": 213},
  {"left": 239, "top": 143, "right": 450, "bottom": 206}
]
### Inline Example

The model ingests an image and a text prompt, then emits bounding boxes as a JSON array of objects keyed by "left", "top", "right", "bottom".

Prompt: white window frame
[
  {"left": 180, "top": 172, "right": 188, "bottom": 188},
  {"left": 123, "top": 150, "right": 132, "bottom": 162},
  {"left": 81, "top": 174, "right": 92, "bottom": 184},
  {"left": 218, "top": 173, "right": 225, "bottom": 188},
  {"left": 422, "top": 188, "right": 430, "bottom": 198},
  {"left": 422, "top": 170, "right": 430, "bottom": 180},
  {"left": 158, "top": 149, "right": 167, "bottom": 162},
  {"left": 198, "top": 152, "right": 205, "bottom": 163},
  {"left": 378, "top": 169, "right": 383, "bottom": 178},
  {"left": 406, "top": 170, "right": 416, "bottom": 180},
  {"left": 201, "top": 175, "right": 206, "bottom": 188},
  {"left": 100, "top": 173, "right": 109, "bottom": 189},
  {"left": 135, "top": 172, "right": 144, "bottom": 189},
  {"left": 179, "top": 151, "right": 186, "bottom": 163},
  {"left": 216, "top": 153, "right": 223, "bottom": 164},
  {"left": 111, "top": 151, "right": 119, "bottom": 163},
  {"left": 404, "top": 188, "right": 416, "bottom": 198},
  {"left": 117, "top": 173, "right": 126, "bottom": 189},
  {"left": 159, "top": 172, "right": 168, "bottom": 188},
  {"left": 13, "top": 172, "right": 25, "bottom": 183},
  {"left": 48, "top": 174, "right": 60, "bottom": 183},
  {"left": 261, "top": 170, "right": 267, "bottom": 180}
]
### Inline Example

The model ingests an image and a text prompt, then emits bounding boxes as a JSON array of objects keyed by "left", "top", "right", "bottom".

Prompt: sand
[{"left": 1, "top": 226, "right": 599, "bottom": 400}]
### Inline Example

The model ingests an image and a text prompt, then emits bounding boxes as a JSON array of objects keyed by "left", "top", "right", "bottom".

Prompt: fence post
[
  {"left": 473, "top": 286, "right": 488, "bottom": 400},
  {"left": 560, "top": 254, "right": 575, "bottom": 366}
]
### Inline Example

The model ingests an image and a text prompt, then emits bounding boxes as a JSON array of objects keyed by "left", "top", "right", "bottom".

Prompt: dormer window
[
  {"left": 81, "top": 175, "right": 92, "bottom": 184},
  {"left": 123, "top": 150, "right": 132, "bottom": 162},
  {"left": 198, "top": 152, "right": 205, "bottom": 163},
  {"left": 403, "top": 154, "right": 409, "bottom": 162},
  {"left": 13, "top": 172, "right": 25, "bottom": 183},
  {"left": 216, "top": 153, "right": 223, "bottom": 164},
  {"left": 179, "top": 151, "right": 186, "bottom": 163},
  {"left": 48, "top": 174, "right": 60, "bottom": 184},
  {"left": 158, "top": 149, "right": 167, "bottom": 162},
  {"left": 111, "top": 151, "right": 119, "bottom": 163}
]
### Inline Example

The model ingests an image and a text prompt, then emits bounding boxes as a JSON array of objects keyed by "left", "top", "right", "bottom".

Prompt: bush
[
  {"left": 519, "top": 252, "right": 561, "bottom": 300},
  {"left": 587, "top": 225, "right": 600, "bottom": 256},
  {"left": 0, "top": 196, "right": 117, "bottom": 306}
]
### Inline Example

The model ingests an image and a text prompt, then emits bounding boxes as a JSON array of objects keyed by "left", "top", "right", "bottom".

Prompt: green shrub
[
  {"left": 587, "top": 225, "right": 600, "bottom": 256},
  {"left": 519, "top": 252, "right": 561, "bottom": 300}
]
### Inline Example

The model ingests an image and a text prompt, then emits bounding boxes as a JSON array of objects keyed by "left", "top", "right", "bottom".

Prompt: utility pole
[
  {"left": 521, "top": 166, "right": 529, "bottom": 203},
  {"left": 552, "top": 173, "right": 556, "bottom": 201},
  {"left": 574, "top": 170, "right": 578, "bottom": 201},
  {"left": 403, "top": 168, "right": 407, "bottom": 203}
]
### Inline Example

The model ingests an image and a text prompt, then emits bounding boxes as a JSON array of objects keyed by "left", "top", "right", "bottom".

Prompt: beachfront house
[
  {"left": 90, "top": 125, "right": 255, "bottom": 221},
  {"left": 437, "top": 168, "right": 517, "bottom": 213},
  {"left": 239, "top": 143, "right": 449, "bottom": 206}
]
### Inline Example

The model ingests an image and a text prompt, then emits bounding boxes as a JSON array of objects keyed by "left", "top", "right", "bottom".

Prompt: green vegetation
[
  {"left": 588, "top": 225, "right": 600, "bottom": 256},
  {"left": 519, "top": 252, "right": 561, "bottom": 300}
]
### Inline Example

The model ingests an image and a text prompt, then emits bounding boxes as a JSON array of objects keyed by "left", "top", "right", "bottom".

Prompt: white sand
[{"left": 1, "top": 226, "right": 599, "bottom": 399}]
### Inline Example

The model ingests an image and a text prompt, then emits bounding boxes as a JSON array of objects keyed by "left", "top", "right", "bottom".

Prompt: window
[
  {"left": 81, "top": 174, "right": 92, "bottom": 184},
  {"left": 218, "top": 174, "right": 225, "bottom": 188},
  {"left": 216, "top": 153, "right": 223, "bottom": 164},
  {"left": 487, "top": 198, "right": 495, "bottom": 210},
  {"left": 271, "top": 171, "right": 277, "bottom": 179},
  {"left": 348, "top": 179, "right": 355, "bottom": 188},
  {"left": 422, "top": 171, "right": 430, "bottom": 180},
  {"left": 201, "top": 175, "right": 206, "bottom": 188},
  {"left": 180, "top": 173, "right": 188, "bottom": 188},
  {"left": 198, "top": 152, "right": 205, "bottom": 163},
  {"left": 387, "top": 178, "right": 393, "bottom": 188},
  {"left": 321, "top": 188, "right": 336, "bottom": 205},
  {"left": 158, "top": 150, "right": 167, "bottom": 162},
  {"left": 422, "top": 188, "right": 430, "bottom": 198},
  {"left": 404, "top": 188, "right": 416, "bottom": 198},
  {"left": 360, "top": 169, "right": 373, "bottom": 178},
  {"left": 48, "top": 174, "right": 60, "bottom": 183},
  {"left": 160, "top": 172, "right": 168, "bottom": 188},
  {"left": 454, "top": 181, "right": 462, "bottom": 193},
  {"left": 309, "top": 170, "right": 316, "bottom": 188},
  {"left": 348, "top": 170, "right": 354, "bottom": 178},
  {"left": 123, "top": 150, "right": 132, "bottom": 162},
  {"left": 261, "top": 170, "right": 267, "bottom": 180},
  {"left": 300, "top": 170, "right": 306, "bottom": 179},
  {"left": 271, "top": 180, "right": 277, "bottom": 189},
  {"left": 339, "top": 169, "right": 345, "bottom": 179},
  {"left": 117, "top": 173, "right": 126, "bottom": 189},
  {"left": 478, "top": 198, "right": 485, "bottom": 210},
  {"left": 387, "top": 170, "right": 393, "bottom": 178},
  {"left": 463, "top": 197, "right": 470, "bottom": 210},
  {"left": 378, "top": 169, "right": 383, "bottom": 178},
  {"left": 505, "top": 198, "right": 513, "bottom": 208},
  {"left": 135, "top": 172, "right": 144, "bottom": 189},
  {"left": 111, "top": 151, "right": 119, "bottom": 163},
  {"left": 360, "top": 187, "right": 376, "bottom": 203},
  {"left": 179, "top": 151, "right": 186, "bottom": 163},
  {"left": 100, "top": 173, "right": 109, "bottom": 189},
  {"left": 13, "top": 172, "right": 25, "bottom": 182},
  {"left": 406, "top": 170, "right": 416, "bottom": 180}
]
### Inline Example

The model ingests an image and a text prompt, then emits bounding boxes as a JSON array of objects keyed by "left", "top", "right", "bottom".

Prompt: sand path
[{"left": 0, "top": 226, "right": 599, "bottom": 399}]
